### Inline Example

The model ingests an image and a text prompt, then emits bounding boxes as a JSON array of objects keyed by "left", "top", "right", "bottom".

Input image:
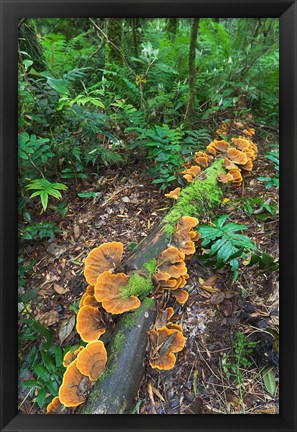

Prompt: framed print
[{"left": 0, "top": 0, "right": 296, "bottom": 431}]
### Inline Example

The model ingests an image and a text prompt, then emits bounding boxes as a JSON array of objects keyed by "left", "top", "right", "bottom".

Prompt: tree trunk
[
  {"left": 74, "top": 158, "right": 226, "bottom": 414},
  {"left": 106, "top": 18, "right": 123, "bottom": 64},
  {"left": 186, "top": 18, "right": 199, "bottom": 127},
  {"left": 166, "top": 18, "right": 178, "bottom": 41}
]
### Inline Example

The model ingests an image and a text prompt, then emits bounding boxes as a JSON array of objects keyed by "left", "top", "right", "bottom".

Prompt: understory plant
[
  {"left": 222, "top": 331, "right": 258, "bottom": 413},
  {"left": 198, "top": 214, "right": 258, "bottom": 281}
]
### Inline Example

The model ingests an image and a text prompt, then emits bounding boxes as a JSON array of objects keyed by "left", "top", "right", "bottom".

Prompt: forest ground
[{"left": 18, "top": 129, "right": 279, "bottom": 415}]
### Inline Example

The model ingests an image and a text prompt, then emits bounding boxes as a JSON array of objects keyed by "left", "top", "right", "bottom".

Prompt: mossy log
[
  {"left": 76, "top": 158, "right": 226, "bottom": 414},
  {"left": 80, "top": 298, "right": 156, "bottom": 414}
]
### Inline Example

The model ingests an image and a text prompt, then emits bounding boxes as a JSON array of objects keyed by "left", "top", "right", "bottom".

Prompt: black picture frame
[{"left": 1, "top": 1, "right": 296, "bottom": 431}]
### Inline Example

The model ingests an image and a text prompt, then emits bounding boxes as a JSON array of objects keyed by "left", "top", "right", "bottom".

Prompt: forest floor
[{"left": 18, "top": 131, "right": 279, "bottom": 415}]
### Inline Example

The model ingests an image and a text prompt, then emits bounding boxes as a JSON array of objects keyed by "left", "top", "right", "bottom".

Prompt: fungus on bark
[
  {"left": 165, "top": 307, "right": 175, "bottom": 320},
  {"left": 227, "top": 148, "right": 248, "bottom": 165},
  {"left": 243, "top": 128, "right": 255, "bottom": 137},
  {"left": 84, "top": 242, "right": 124, "bottom": 285},
  {"left": 171, "top": 289, "right": 189, "bottom": 304},
  {"left": 231, "top": 137, "right": 251, "bottom": 151},
  {"left": 165, "top": 187, "right": 181, "bottom": 200},
  {"left": 157, "top": 247, "right": 187, "bottom": 279},
  {"left": 223, "top": 157, "right": 238, "bottom": 171},
  {"left": 173, "top": 229, "right": 196, "bottom": 255},
  {"left": 76, "top": 340, "right": 107, "bottom": 381},
  {"left": 148, "top": 326, "right": 186, "bottom": 370},
  {"left": 182, "top": 165, "right": 201, "bottom": 178},
  {"left": 206, "top": 143, "right": 217, "bottom": 157},
  {"left": 46, "top": 396, "right": 63, "bottom": 414},
  {"left": 76, "top": 305, "right": 106, "bottom": 342},
  {"left": 167, "top": 322, "right": 183, "bottom": 332},
  {"left": 229, "top": 169, "right": 243, "bottom": 183},
  {"left": 59, "top": 359, "right": 91, "bottom": 407},
  {"left": 242, "top": 148, "right": 256, "bottom": 161},
  {"left": 79, "top": 285, "right": 94, "bottom": 309},
  {"left": 94, "top": 271, "right": 141, "bottom": 314},
  {"left": 212, "top": 140, "right": 230, "bottom": 153},
  {"left": 193, "top": 155, "right": 208, "bottom": 169},
  {"left": 83, "top": 295, "right": 100, "bottom": 308},
  {"left": 183, "top": 174, "right": 194, "bottom": 183},
  {"left": 240, "top": 158, "right": 253, "bottom": 172},
  {"left": 176, "top": 216, "right": 199, "bottom": 232},
  {"left": 217, "top": 172, "right": 233, "bottom": 184}
]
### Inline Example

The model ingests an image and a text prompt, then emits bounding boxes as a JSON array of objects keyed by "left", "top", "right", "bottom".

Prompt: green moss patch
[
  {"left": 120, "top": 259, "right": 157, "bottom": 300},
  {"left": 164, "top": 159, "right": 224, "bottom": 232}
]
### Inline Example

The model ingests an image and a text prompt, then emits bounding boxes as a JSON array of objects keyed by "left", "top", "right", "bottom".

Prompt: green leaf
[
  {"left": 216, "top": 214, "right": 228, "bottom": 228},
  {"left": 34, "top": 364, "right": 49, "bottom": 381},
  {"left": 23, "top": 379, "right": 41, "bottom": 388},
  {"left": 40, "top": 191, "right": 48, "bottom": 211},
  {"left": 36, "top": 388, "right": 46, "bottom": 408},
  {"left": 78, "top": 191, "right": 97, "bottom": 199},
  {"left": 262, "top": 366, "right": 276, "bottom": 396},
  {"left": 54, "top": 346, "right": 63, "bottom": 367},
  {"left": 45, "top": 379, "right": 59, "bottom": 396},
  {"left": 47, "top": 77, "right": 69, "bottom": 95}
]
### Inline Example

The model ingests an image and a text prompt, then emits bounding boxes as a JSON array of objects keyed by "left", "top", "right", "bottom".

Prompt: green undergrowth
[{"left": 164, "top": 159, "right": 224, "bottom": 233}]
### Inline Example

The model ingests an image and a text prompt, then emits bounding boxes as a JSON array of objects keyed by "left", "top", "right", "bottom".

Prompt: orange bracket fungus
[
  {"left": 223, "top": 157, "right": 238, "bottom": 171},
  {"left": 59, "top": 359, "right": 91, "bottom": 407},
  {"left": 149, "top": 326, "right": 186, "bottom": 370},
  {"left": 173, "top": 229, "right": 196, "bottom": 255},
  {"left": 156, "top": 247, "right": 187, "bottom": 279},
  {"left": 84, "top": 242, "right": 124, "bottom": 285},
  {"left": 212, "top": 139, "right": 230, "bottom": 153},
  {"left": 76, "top": 305, "right": 106, "bottom": 342},
  {"left": 63, "top": 346, "right": 85, "bottom": 368},
  {"left": 76, "top": 340, "right": 107, "bottom": 381},
  {"left": 46, "top": 396, "right": 63, "bottom": 414},
  {"left": 167, "top": 322, "right": 183, "bottom": 333},
  {"left": 217, "top": 172, "right": 233, "bottom": 184},
  {"left": 240, "top": 158, "right": 253, "bottom": 172},
  {"left": 165, "top": 187, "right": 181, "bottom": 200},
  {"left": 227, "top": 148, "right": 248, "bottom": 165},
  {"left": 231, "top": 137, "right": 251, "bottom": 151},
  {"left": 171, "top": 289, "right": 189, "bottom": 304},
  {"left": 193, "top": 153, "right": 209, "bottom": 169},
  {"left": 79, "top": 285, "right": 95, "bottom": 309},
  {"left": 176, "top": 216, "right": 199, "bottom": 232},
  {"left": 95, "top": 271, "right": 141, "bottom": 314}
]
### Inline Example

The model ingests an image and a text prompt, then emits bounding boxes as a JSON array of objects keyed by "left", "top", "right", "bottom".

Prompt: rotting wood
[
  {"left": 80, "top": 298, "right": 156, "bottom": 414},
  {"left": 73, "top": 158, "right": 227, "bottom": 414}
]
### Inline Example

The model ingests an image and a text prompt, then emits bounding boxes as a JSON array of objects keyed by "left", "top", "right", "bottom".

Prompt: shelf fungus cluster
[
  {"left": 47, "top": 341, "right": 107, "bottom": 412},
  {"left": 148, "top": 306, "right": 186, "bottom": 370},
  {"left": 163, "top": 118, "right": 258, "bottom": 192},
  {"left": 47, "top": 241, "right": 145, "bottom": 413},
  {"left": 147, "top": 216, "right": 201, "bottom": 370}
]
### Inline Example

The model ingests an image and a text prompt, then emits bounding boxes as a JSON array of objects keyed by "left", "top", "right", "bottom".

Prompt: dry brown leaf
[
  {"left": 151, "top": 385, "right": 165, "bottom": 402},
  {"left": 37, "top": 310, "right": 59, "bottom": 327},
  {"left": 210, "top": 292, "right": 225, "bottom": 305},
  {"left": 53, "top": 284, "right": 69, "bottom": 295},
  {"left": 201, "top": 285, "right": 220, "bottom": 294},
  {"left": 74, "top": 225, "right": 80, "bottom": 239},
  {"left": 58, "top": 315, "right": 76, "bottom": 344}
]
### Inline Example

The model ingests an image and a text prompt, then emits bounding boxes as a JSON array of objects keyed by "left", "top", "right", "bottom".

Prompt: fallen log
[
  {"left": 80, "top": 298, "right": 156, "bottom": 414},
  {"left": 76, "top": 158, "right": 226, "bottom": 413}
]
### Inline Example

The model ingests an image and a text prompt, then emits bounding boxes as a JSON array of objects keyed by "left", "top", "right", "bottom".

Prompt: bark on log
[
  {"left": 74, "top": 158, "right": 226, "bottom": 413},
  {"left": 80, "top": 298, "right": 156, "bottom": 414}
]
